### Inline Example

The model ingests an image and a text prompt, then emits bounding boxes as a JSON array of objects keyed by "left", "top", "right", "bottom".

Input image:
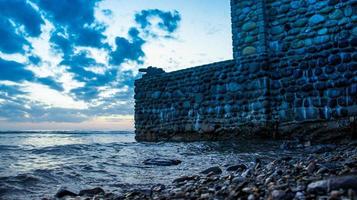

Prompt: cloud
[
  {"left": 49, "top": 30, "right": 74, "bottom": 56},
  {"left": 0, "top": 0, "right": 44, "bottom": 37},
  {"left": 0, "top": 58, "right": 63, "bottom": 91},
  {"left": 0, "top": 58, "right": 34, "bottom": 81},
  {"left": 36, "top": 0, "right": 114, "bottom": 101},
  {"left": 102, "top": 9, "right": 113, "bottom": 17},
  {"left": 60, "top": 50, "right": 100, "bottom": 83},
  {"left": 0, "top": 18, "right": 28, "bottom": 54},
  {"left": 59, "top": 50, "right": 117, "bottom": 100},
  {"left": 37, "top": 77, "right": 64, "bottom": 91},
  {"left": 0, "top": 98, "right": 89, "bottom": 122},
  {"left": 109, "top": 9, "right": 182, "bottom": 66},
  {"left": 0, "top": 2, "right": 183, "bottom": 125},
  {"left": 28, "top": 55, "right": 42, "bottom": 65},
  {"left": 134, "top": 9, "right": 181, "bottom": 37},
  {"left": 37, "top": 0, "right": 107, "bottom": 54},
  {"left": 109, "top": 28, "right": 145, "bottom": 66},
  {"left": 0, "top": 84, "right": 27, "bottom": 99},
  {"left": 0, "top": 0, "right": 44, "bottom": 54}
]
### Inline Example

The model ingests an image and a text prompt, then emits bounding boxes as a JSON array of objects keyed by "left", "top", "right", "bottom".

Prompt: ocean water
[{"left": 0, "top": 132, "right": 289, "bottom": 200}]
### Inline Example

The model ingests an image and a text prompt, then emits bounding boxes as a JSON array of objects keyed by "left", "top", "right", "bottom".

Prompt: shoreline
[{"left": 49, "top": 140, "right": 357, "bottom": 200}]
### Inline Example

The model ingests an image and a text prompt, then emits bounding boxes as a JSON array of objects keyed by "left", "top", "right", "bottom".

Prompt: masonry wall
[
  {"left": 134, "top": 0, "right": 357, "bottom": 141},
  {"left": 266, "top": 0, "right": 357, "bottom": 124},
  {"left": 135, "top": 60, "right": 270, "bottom": 141}
]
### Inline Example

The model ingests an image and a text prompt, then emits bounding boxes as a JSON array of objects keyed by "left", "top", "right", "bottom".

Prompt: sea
[{"left": 0, "top": 131, "right": 291, "bottom": 200}]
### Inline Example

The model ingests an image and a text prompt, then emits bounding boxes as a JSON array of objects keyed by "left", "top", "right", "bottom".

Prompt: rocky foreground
[{"left": 50, "top": 141, "right": 357, "bottom": 200}]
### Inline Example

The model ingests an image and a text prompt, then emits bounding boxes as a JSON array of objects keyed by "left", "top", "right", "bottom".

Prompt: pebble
[
  {"left": 55, "top": 188, "right": 77, "bottom": 198},
  {"left": 307, "top": 175, "right": 357, "bottom": 194},
  {"left": 200, "top": 166, "right": 222, "bottom": 175},
  {"left": 78, "top": 187, "right": 105, "bottom": 196},
  {"left": 271, "top": 189, "right": 286, "bottom": 200},
  {"left": 52, "top": 144, "right": 357, "bottom": 200},
  {"left": 226, "top": 164, "right": 247, "bottom": 171},
  {"left": 143, "top": 158, "right": 182, "bottom": 166},
  {"left": 306, "top": 160, "right": 316, "bottom": 174}
]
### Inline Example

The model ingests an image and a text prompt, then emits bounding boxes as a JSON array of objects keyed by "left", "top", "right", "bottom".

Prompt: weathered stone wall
[
  {"left": 266, "top": 0, "right": 357, "bottom": 125},
  {"left": 134, "top": 0, "right": 357, "bottom": 141}
]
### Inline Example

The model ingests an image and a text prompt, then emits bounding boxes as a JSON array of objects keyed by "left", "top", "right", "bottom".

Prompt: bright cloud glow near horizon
[{"left": 0, "top": 0, "right": 232, "bottom": 131}]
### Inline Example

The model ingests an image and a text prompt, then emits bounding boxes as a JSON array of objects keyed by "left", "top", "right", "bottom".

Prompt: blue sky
[{"left": 0, "top": 0, "right": 232, "bottom": 131}]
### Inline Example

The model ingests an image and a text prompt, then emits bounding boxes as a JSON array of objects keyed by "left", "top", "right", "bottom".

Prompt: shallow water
[{"left": 0, "top": 132, "right": 293, "bottom": 200}]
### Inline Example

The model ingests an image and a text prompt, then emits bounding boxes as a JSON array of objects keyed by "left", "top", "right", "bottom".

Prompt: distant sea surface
[{"left": 0, "top": 131, "right": 290, "bottom": 200}]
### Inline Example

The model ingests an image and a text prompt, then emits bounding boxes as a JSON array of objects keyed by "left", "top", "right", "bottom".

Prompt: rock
[
  {"left": 270, "top": 190, "right": 286, "bottom": 200},
  {"left": 307, "top": 175, "right": 357, "bottom": 194},
  {"left": 271, "top": 26, "right": 284, "bottom": 35},
  {"left": 55, "top": 188, "right": 77, "bottom": 198},
  {"left": 328, "top": 55, "right": 341, "bottom": 65},
  {"left": 227, "top": 82, "right": 240, "bottom": 92},
  {"left": 294, "top": 19, "right": 307, "bottom": 27},
  {"left": 151, "top": 184, "right": 165, "bottom": 192},
  {"left": 226, "top": 164, "right": 247, "bottom": 171},
  {"left": 248, "top": 194, "right": 255, "bottom": 200},
  {"left": 314, "top": 35, "right": 330, "bottom": 44},
  {"left": 294, "top": 191, "right": 305, "bottom": 200},
  {"left": 245, "top": 36, "right": 256, "bottom": 43},
  {"left": 330, "top": 190, "right": 341, "bottom": 199},
  {"left": 143, "top": 158, "right": 182, "bottom": 166},
  {"left": 353, "top": 27, "right": 357, "bottom": 36},
  {"left": 200, "top": 193, "right": 210, "bottom": 198},
  {"left": 232, "top": 176, "right": 246, "bottom": 184},
  {"left": 173, "top": 176, "right": 196, "bottom": 183},
  {"left": 317, "top": 28, "right": 328, "bottom": 35},
  {"left": 306, "top": 161, "right": 316, "bottom": 174},
  {"left": 242, "top": 22, "right": 257, "bottom": 31},
  {"left": 200, "top": 166, "right": 222, "bottom": 175},
  {"left": 328, "top": 0, "right": 339, "bottom": 6},
  {"left": 309, "top": 14, "right": 325, "bottom": 25},
  {"left": 329, "top": 9, "right": 343, "bottom": 20},
  {"left": 242, "top": 46, "right": 257, "bottom": 55},
  {"left": 79, "top": 187, "right": 105, "bottom": 196},
  {"left": 139, "top": 66, "right": 165, "bottom": 77},
  {"left": 151, "top": 91, "right": 161, "bottom": 99}
]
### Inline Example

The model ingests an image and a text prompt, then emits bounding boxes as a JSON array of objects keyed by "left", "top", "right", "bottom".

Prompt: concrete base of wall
[{"left": 135, "top": 118, "right": 356, "bottom": 143}]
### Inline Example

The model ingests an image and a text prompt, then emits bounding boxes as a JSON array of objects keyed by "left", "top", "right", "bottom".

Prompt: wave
[
  {"left": 0, "top": 145, "right": 20, "bottom": 151},
  {"left": 29, "top": 142, "right": 126, "bottom": 155},
  {"left": 0, "top": 131, "right": 134, "bottom": 135},
  {"left": 0, "top": 174, "right": 40, "bottom": 185}
]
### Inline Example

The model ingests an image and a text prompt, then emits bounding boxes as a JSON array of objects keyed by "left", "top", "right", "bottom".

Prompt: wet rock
[
  {"left": 55, "top": 188, "right": 77, "bottom": 198},
  {"left": 151, "top": 184, "right": 165, "bottom": 192},
  {"left": 270, "top": 190, "right": 286, "bottom": 200},
  {"left": 232, "top": 176, "right": 246, "bottom": 184},
  {"left": 306, "top": 161, "right": 316, "bottom": 174},
  {"left": 294, "top": 191, "right": 305, "bottom": 200},
  {"left": 226, "top": 164, "right": 247, "bottom": 171},
  {"left": 330, "top": 190, "right": 341, "bottom": 199},
  {"left": 173, "top": 176, "right": 196, "bottom": 183},
  {"left": 200, "top": 166, "right": 222, "bottom": 175},
  {"left": 307, "top": 175, "right": 357, "bottom": 194},
  {"left": 79, "top": 187, "right": 105, "bottom": 196},
  {"left": 143, "top": 158, "right": 182, "bottom": 166}
]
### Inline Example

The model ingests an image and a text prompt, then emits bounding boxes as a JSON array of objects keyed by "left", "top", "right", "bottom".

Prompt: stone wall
[
  {"left": 266, "top": 0, "right": 357, "bottom": 124},
  {"left": 134, "top": 0, "right": 357, "bottom": 142}
]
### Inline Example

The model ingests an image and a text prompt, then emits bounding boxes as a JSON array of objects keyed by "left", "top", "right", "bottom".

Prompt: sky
[{"left": 0, "top": 0, "right": 232, "bottom": 131}]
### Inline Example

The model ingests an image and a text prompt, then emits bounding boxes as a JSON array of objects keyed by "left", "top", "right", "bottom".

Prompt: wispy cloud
[
  {"left": 0, "top": 0, "right": 182, "bottom": 124},
  {"left": 135, "top": 9, "right": 181, "bottom": 38}
]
